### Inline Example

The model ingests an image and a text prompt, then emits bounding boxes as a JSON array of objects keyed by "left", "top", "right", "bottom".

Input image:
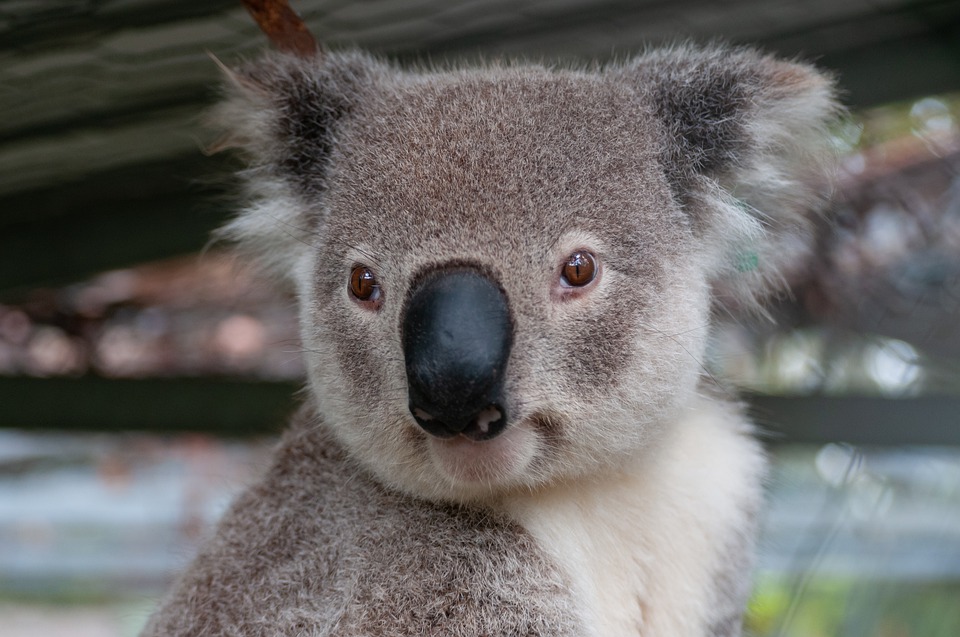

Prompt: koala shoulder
[{"left": 141, "top": 405, "right": 584, "bottom": 637}]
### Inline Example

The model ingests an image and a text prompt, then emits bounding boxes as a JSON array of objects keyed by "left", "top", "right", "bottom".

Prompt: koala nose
[{"left": 402, "top": 270, "right": 512, "bottom": 440}]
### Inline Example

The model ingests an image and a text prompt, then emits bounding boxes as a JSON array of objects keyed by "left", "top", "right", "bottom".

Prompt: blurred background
[{"left": 2, "top": 1, "right": 959, "bottom": 635}]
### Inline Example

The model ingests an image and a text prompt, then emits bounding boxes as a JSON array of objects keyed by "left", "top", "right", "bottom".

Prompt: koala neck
[{"left": 496, "top": 393, "right": 765, "bottom": 637}]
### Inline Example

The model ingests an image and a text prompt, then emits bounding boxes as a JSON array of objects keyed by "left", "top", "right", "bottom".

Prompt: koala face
[
  {"left": 216, "top": 47, "right": 836, "bottom": 503},
  {"left": 300, "top": 71, "right": 715, "bottom": 501}
]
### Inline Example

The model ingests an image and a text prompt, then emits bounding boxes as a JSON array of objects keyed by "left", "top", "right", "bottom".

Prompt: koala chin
[{"left": 142, "top": 41, "right": 839, "bottom": 637}]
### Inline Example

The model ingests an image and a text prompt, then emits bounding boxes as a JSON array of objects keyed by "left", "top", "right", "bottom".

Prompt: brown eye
[
  {"left": 349, "top": 266, "right": 381, "bottom": 304},
  {"left": 561, "top": 251, "right": 597, "bottom": 287}
]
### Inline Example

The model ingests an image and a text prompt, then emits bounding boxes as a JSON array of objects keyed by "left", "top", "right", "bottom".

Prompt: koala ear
[
  {"left": 623, "top": 45, "right": 841, "bottom": 312},
  {"left": 210, "top": 52, "right": 381, "bottom": 282}
]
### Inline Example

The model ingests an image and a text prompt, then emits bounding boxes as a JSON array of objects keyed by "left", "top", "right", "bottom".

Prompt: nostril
[
  {"left": 410, "top": 406, "right": 458, "bottom": 439},
  {"left": 410, "top": 403, "right": 507, "bottom": 441},
  {"left": 412, "top": 407, "right": 435, "bottom": 423},
  {"left": 472, "top": 405, "right": 504, "bottom": 438}
]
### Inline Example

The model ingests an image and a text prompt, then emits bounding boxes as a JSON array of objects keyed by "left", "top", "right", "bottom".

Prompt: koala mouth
[
  {"left": 413, "top": 405, "right": 507, "bottom": 442},
  {"left": 425, "top": 418, "right": 538, "bottom": 485}
]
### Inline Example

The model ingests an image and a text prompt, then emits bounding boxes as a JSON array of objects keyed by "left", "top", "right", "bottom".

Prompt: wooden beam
[
  {"left": 748, "top": 393, "right": 960, "bottom": 446},
  {"left": 0, "top": 153, "right": 233, "bottom": 300},
  {"left": 3, "top": 0, "right": 236, "bottom": 54},
  {"left": 1, "top": 376, "right": 957, "bottom": 445},
  {"left": 0, "top": 376, "right": 296, "bottom": 436}
]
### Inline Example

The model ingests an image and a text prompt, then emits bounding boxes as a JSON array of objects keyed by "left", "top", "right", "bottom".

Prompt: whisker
[{"left": 636, "top": 319, "right": 736, "bottom": 399}]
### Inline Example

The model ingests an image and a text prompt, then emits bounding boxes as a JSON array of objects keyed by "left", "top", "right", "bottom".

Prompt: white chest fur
[{"left": 500, "top": 397, "right": 765, "bottom": 637}]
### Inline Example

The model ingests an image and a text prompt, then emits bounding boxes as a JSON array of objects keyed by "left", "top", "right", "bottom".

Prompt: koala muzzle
[{"left": 402, "top": 270, "right": 512, "bottom": 440}]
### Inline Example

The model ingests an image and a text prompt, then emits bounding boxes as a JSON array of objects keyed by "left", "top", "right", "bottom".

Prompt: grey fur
[
  {"left": 144, "top": 43, "right": 838, "bottom": 636},
  {"left": 143, "top": 405, "right": 582, "bottom": 636}
]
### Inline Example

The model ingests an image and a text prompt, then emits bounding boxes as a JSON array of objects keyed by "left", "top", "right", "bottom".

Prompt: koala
[{"left": 141, "top": 14, "right": 838, "bottom": 637}]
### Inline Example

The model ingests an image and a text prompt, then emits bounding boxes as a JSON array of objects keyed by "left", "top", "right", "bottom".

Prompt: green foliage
[{"left": 748, "top": 575, "right": 960, "bottom": 637}]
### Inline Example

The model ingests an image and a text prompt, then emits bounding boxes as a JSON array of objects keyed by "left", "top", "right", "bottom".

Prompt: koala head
[{"left": 214, "top": 45, "right": 837, "bottom": 503}]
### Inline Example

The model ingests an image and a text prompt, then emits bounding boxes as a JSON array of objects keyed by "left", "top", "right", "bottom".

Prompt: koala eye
[
  {"left": 560, "top": 251, "right": 598, "bottom": 288},
  {"left": 349, "top": 266, "right": 382, "bottom": 308}
]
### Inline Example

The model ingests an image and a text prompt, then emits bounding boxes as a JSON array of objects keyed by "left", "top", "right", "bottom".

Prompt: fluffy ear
[
  {"left": 623, "top": 45, "right": 841, "bottom": 313},
  {"left": 210, "top": 52, "right": 382, "bottom": 282}
]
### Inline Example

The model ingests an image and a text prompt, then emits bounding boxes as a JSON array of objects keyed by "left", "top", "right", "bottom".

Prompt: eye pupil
[
  {"left": 350, "top": 266, "right": 379, "bottom": 301},
  {"left": 562, "top": 251, "right": 597, "bottom": 287}
]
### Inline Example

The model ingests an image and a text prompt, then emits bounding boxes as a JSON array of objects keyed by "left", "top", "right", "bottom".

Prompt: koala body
[{"left": 143, "top": 44, "right": 837, "bottom": 636}]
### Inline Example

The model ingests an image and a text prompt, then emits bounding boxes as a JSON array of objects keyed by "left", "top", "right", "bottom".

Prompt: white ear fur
[
  {"left": 216, "top": 178, "right": 317, "bottom": 284},
  {"left": 207, "top": 59, "right": 312, "bottom": 284},
  {"left": 710, "top": 62, "right": 840, "bottom": 313},
  {"left": 209, "top": 51, "right": 387, "bottom": 284},
  {"left": 628, "top": 45, "right": 842, "bottom": 313}
]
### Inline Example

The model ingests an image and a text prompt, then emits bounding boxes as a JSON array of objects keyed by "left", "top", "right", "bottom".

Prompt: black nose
[{"left": 402, "top": 269, "right": 512, "bottom": 440}]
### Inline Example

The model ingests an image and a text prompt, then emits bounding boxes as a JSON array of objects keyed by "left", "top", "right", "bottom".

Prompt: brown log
[{"left": 241, "top": 0, "right": 319, "bottom": 57}]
